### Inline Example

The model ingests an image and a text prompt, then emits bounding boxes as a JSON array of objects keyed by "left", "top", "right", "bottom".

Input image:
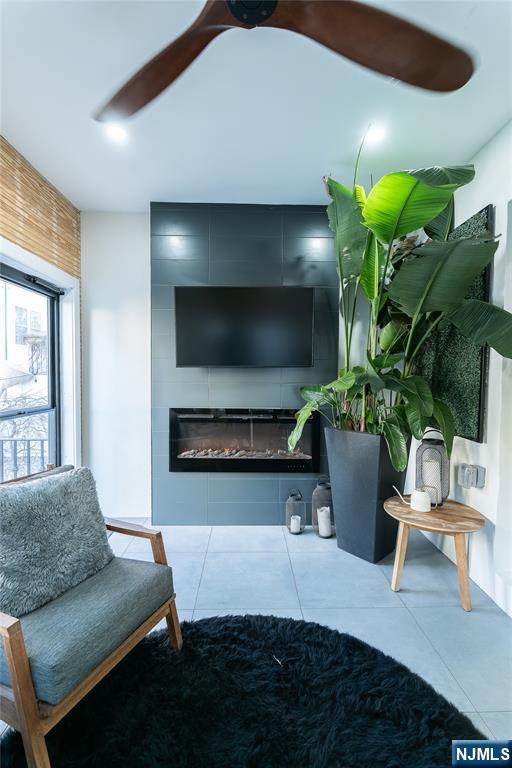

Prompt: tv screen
[{"left": 175, "top": 287, "right": 314, "bottom": 367}]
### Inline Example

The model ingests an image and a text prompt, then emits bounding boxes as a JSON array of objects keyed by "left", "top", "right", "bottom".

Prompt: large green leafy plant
[{"left": 288, "top": 160, "right": 512, "bottom": 471}]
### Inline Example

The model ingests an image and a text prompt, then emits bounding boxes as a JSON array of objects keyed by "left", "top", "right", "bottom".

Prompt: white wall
[
  {"left": 423, "top": 121, "right": 512, "bottom": 616},
  {"left": 81, "top": 213, "right": 151, "bottom": 518}
]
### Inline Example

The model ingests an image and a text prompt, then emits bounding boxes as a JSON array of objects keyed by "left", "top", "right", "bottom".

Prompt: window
[
  {"left": 0, "top": 264, "right": 61, "bottom": 481},
  {"left": 15, "top": 306, "right": 27, "bottom": 344},
  {"left": 30, "top": 309, "right": 42, "bottom": 332}
]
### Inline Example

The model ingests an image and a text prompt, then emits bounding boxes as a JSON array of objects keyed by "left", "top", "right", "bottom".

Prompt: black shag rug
[{"left": 1, "top": 615, "right": 482, "bottom": 768}]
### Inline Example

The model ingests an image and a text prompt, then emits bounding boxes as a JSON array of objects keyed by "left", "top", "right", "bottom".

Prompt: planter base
[{"left": 325, "top": 428, "right": 407, "bottom": 563}]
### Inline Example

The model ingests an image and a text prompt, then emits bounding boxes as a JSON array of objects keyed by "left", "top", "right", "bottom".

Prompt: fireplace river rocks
[{"left": 177, "top": 448, "right": 311, "bottom": 460}]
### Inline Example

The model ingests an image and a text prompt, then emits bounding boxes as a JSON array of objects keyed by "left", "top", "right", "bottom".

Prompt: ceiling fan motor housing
[{"left": 227, "top": 0, "right": 278, "bottom": 26}]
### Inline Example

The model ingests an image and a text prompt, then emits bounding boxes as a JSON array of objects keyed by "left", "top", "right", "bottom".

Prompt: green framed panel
[{"left": 414, "top": 205, "right": 494, "bottom": 443}]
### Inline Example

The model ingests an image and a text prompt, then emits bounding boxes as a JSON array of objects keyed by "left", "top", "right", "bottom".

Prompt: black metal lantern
[
  {"left": 285, "top": 490, "right": 306, "bottom": 534},
  {"left": 415, "top": 429, "right": 450, "bottom": 505}
]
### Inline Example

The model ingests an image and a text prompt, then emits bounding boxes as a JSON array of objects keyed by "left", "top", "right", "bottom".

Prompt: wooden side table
[{"left": 383, "top": 496, "right": 485, "bottom": 611}]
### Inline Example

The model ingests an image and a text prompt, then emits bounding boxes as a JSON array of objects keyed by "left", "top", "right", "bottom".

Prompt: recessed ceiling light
[
  {"left": 365, "top": 125, "right": 386, "bottom": 145},
  {"left": 104, "top": 123, "right": 128, "bottom": 144}
]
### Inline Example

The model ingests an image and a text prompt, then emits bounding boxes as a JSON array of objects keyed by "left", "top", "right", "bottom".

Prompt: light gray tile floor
[{"left": 109, "top": 521, "right": 512, "bottom": 736}]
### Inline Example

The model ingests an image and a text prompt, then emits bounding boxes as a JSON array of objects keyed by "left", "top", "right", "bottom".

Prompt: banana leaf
[
  {"left": 380, "top": 319, "right": 404, "bottom": 351},
  {"left": 362, "top": 165, "right": 474, "bottom": 244},
  {"left": 382, "top": 422, "right": 408, "bottom": 471},
  {"left": 448, "top": 300, "right": 512, "bottom": 359},
  {"left": 388, "top": 238, "right": 498, "bottom": 317},
  {"left": 288, "top": 402, "right": 318, "bottom": 452},
  {"left": 299, "top": 385, "right": 329, "bottom": 404},
  {"left": 360, "top": 232, "right": 386, "bottom": 302},
  {"left": 424, "top": 197, "right": 454, "bottom": 241},
  {"left": 384, "top": 373, "right": 434, "bottom": 417},
  {"left": 371, "top": 353, "right": 403, "bottom": 370},
  {"left": 325, "top": 177, "right": 367, "bottom": 278},
  {"left": 323, "top": 371, "right": 357, "bottom": 391},
  {"left": 366, "top": 353, "right": 385, "bottom": 392},
  {"left": 353, "top": 184, "right": 367, "bottom": 211},
  {"left": 404, "top": 401, "right": 427, "bottom": 439},
  {"left": 432, "top": 399, "right": 455, "bottom": 456}
]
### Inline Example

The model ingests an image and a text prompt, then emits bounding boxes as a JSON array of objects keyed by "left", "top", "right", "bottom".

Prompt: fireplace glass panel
[{"left": 169, "top": 409, "right": 319, "bottom": 473}]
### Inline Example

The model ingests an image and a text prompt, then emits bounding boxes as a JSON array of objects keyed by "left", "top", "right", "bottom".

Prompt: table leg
[
  {"left": 455, "top": 533, "right": 472, "bottom": 611},
  {"left": 391, "top": 522, "right": 409, "bottom": 592}
]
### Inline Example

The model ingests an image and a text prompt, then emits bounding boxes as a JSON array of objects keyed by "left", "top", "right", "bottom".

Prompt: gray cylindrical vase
[{"left": 312, "top": 477, "right": 334, "bottom": 536}]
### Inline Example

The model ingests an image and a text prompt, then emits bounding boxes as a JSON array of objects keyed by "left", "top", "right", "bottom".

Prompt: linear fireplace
[{"left": 169, "top": 408, "right": 319, "bottom": 473}]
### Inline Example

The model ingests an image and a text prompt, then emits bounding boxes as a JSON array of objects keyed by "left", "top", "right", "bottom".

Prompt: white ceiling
[{"left": 1, "top": 0, "right": 511, "bottom": 212}]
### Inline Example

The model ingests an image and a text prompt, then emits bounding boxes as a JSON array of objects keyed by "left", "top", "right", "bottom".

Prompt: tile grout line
[
  {"left": 371, "top": 557, "right": 484, "bottom": 714},
  {"left": 191, "top": 528, "right": 214, "bottom": 619},
  {"left": 282, "top": 526, "right": 305, "bottom": 620},
  {"left": 401, "top": 601, "right": 482, "bottom": 714},
  {"left": 475, "top": 714, "right": 498, "bottom": 739}
]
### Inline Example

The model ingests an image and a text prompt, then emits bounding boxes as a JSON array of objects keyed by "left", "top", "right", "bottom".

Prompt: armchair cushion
[
  {"left": 0, "top": 557, "right": 174, "bottom": 705},
  {"left": 0, "top": 467, "right": 113, "bottom": 617}
]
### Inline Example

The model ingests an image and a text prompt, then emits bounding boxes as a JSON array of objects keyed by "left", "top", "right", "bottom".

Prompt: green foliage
[
  {"left": 388, "top": 239, "right": 498, "bottom": 317},
  {"left": 383, "top": 373, "right": 434, "bottom": 417},
  {"left": 325, "top": 177, "right": 366, "bottom": 279},
  {"left": 362, "top": 166, "right": 474, "bottom": 244},
  {"left": 287, "top": 401, "right": 318, "bottom": 453},
  {"left": 360, "top": 234, "right": 384, "bottom": 301},
  {"left": 449, "top": 300, "right": 512, "bottom": 358},
  {"left": 432, "top": 399, "right": 455, "bottom": 456},
  {"left": 289, "top": 151, "right": 512, "bottom": 471},
  {"left": 382, "top": 422, "right": 408, "bottom": 472},
  {"left": 424, "top": 197, "right": 454, "bottom": 241},
  {"left": 380, "top": 320, "right": 403, "bottom": 352}
]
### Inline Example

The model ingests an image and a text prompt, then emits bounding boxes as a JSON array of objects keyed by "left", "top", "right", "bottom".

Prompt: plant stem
[
  {"left": 347, "top": 278, "right": 359, "bottom": 365},
  {"left": 339, "top": 281, "right": 350, "bottom": 371},
  {"left": 353, "top": 127, "right": 369, "bottom": 190},
  {"left": 403, "top": 258, "right": 446, "bottom": 370},
  {"left": 404, "top": 314, "right": 444, "bottom": 375},
  {"left": 360, "top": 384, "right": 366, "bottom": 432}
]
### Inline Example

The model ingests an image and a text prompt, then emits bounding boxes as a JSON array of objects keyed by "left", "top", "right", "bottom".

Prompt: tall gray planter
[{"left": 324, "top": 428, "right": 407, "bottom": 563}]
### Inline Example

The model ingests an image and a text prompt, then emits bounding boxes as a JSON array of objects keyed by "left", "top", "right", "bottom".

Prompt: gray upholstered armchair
[{"left": 0, "top": 466, "right": 181, "bottom": 768}]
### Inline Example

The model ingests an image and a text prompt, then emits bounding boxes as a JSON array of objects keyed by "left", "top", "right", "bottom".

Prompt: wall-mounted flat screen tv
[{"left": 175, "top": 286, "right": 314, "bottom": 367}]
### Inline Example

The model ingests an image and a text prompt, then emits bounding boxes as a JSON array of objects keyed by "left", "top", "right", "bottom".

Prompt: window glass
[
  {"left": 0, "top": 279, "right": 50, "bottom": 412},
  {"left": 30, "top": 310, "right": 42, "bottom": 332},
  {"left": 0, "top": 269, "right": 59, "bottom": 482},
  {"left": 0, "top": 411, "right": 56, "bottom": 481}
]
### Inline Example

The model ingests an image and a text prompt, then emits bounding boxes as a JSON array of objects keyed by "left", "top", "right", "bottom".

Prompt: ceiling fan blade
[
  {"left": 95, "top": 0, "right": 235, "bottom": 122},
  {"left": 266, "top": 0, "right": 473, "bottom": 92}
]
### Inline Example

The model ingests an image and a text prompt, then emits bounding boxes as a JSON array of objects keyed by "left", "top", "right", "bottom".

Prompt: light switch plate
[{"left": 458, "top": 463, "right": 486, "bottom": 489}]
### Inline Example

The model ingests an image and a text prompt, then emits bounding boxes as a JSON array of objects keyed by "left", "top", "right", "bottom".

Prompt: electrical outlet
[{"left": 458, "top": 463, "right": 486, "bottom": 489}]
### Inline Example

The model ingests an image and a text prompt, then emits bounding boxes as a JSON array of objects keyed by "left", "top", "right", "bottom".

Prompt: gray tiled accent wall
[{"left": 151, "top": 202, "right": 338, "bottom": 524}]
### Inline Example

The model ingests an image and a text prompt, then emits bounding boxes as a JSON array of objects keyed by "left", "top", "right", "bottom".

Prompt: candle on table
[
  {"left": 290, "top": 515, "right": 301, "bottom": 534},
  {"left": 423, "top": 459, "right": 441, "bottom": 504},
  {"left": 317, "top": 506, "right": 332, "bottom": 538}
]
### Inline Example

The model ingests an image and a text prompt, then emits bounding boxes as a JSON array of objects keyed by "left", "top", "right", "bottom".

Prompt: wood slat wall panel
[{"left": 0, "top": 136, "right": 80, "bottom": 277}]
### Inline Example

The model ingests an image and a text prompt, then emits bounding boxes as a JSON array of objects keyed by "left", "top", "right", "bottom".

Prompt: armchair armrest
[
  {"left": 104, "top": 518, "right": 168, "bottom": 566},
  {"left": 0, "top": 612, "right": 20, "bottom": 639},
  {"left": 104, "top": 518, "right": 160, "bottom": 540}
]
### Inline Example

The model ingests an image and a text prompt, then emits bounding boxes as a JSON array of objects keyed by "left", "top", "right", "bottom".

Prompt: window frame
[{"left": 0, "top": 263, "right": 62, "bottom": 467}]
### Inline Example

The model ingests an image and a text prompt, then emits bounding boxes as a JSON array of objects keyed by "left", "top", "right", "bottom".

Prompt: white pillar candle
[
  {"left": 423, "top": 459, "right": 442, "bottom": 504},
  {"left": 290, "top": 515, "right": 301, "bottom": 534},
  {"left": 317, "top": 506, "right": 332, "bottom": 538}
]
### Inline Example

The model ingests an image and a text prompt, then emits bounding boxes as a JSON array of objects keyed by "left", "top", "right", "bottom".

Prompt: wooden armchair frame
[{"left": 0, "top": 519, "right": 182, "bottom": 768}]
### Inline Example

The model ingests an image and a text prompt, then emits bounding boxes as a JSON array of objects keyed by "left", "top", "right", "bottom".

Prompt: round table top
[{"left": 383, "top": 496, "right": 485, "bottom": 534}]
